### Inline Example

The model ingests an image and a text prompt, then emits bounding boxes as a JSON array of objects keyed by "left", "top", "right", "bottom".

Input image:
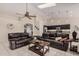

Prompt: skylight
[{"left": 38, "top": 3, "right": 56, "bottom": 9}]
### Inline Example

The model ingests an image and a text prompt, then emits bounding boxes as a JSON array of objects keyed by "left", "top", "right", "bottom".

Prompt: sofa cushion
[
  {"left": 55, "top": 37, "right": 62, "bottom": 41},
  {"left": 16, "top": 38, "right": 30, "bottom": 44}
]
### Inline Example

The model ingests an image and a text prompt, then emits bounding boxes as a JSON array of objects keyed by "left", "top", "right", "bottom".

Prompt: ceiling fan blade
[
  {"left": 29, "top": 15, "right": 36, "bottom": 17},
  {"left": 16, "top": 13, "right": 23, "bottom": 16},
  {"left": 16, "top": 13, "right": 25, "bottom": 17},
  {"left": 26, "top": 16, "right": 32, "bottom": 20}
]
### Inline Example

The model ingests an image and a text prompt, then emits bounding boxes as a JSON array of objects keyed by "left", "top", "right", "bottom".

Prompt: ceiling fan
[{"left": 16, "top": 3, "right": 36, "bottom": 20}]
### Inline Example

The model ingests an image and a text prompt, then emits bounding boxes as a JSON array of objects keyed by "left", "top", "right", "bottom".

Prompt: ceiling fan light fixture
[{"left": 38, "top": 3, "right": 56, "bottom": 9}]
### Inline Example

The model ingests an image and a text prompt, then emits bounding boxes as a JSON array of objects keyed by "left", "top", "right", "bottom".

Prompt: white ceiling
[
  {"left": 33, "top": 3, "right": 79, "bottom": 19},
  {"left": 0, "top": 3, "right": 79, "bottom": 20}
]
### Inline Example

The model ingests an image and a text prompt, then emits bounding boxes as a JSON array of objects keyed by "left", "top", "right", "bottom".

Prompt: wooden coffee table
[{"left": 28, "top": 39, "right": 50, "bottom": 56}]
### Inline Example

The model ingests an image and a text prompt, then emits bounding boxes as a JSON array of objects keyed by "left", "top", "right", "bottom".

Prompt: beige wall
[
  {"left": 0, "top": 13, "right": 45, "bottom": 48},
  {"left": 46, "top": 17, "right": 79, "bottom": 38},
  {"left": 0, "top": 3, "right": 47, "bottom": 48}
]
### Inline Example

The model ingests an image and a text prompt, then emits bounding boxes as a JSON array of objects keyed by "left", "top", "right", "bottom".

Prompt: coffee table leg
[
  {"left": 43, "top": 47, "right": 44, "bottom": 56},
  {"left": 48, "top": 45, "right": 49, "bottom": 52},
  {"left": 28, "top": 44, "right": 30, "bottom": 49}
]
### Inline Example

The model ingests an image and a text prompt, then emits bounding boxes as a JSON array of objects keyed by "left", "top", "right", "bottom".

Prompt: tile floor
[{"left": 0, "top": 41, "right": 79, "bottom": 56}]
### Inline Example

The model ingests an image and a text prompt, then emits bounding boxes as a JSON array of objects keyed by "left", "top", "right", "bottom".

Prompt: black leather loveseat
[{"left": 8, "top": 33, "right": 33, "bottom": 50}]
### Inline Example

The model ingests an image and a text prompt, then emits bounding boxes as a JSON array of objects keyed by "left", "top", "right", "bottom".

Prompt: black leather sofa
[
  {"left": 38, "top": 34, "right": 69, "bottom": 51},
  {"left": 8, "top": 33, "right": 33, "bottom": 50},
  {"left": 38, "top": 38, "right": 68, "bottom": 51}
]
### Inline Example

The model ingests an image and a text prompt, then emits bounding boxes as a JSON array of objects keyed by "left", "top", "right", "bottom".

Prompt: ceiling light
[{"left": 38, "top": 3, "right": 56, "bottom": 9}]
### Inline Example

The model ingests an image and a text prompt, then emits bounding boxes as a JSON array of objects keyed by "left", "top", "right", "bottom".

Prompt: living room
[{"left": 0, "top": 3, "right": 79, "bottom": 56}]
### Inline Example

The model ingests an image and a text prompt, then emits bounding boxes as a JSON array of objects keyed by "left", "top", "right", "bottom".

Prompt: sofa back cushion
[{"left": 8, "top": 33, "right": 29, "bottom": 39}]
